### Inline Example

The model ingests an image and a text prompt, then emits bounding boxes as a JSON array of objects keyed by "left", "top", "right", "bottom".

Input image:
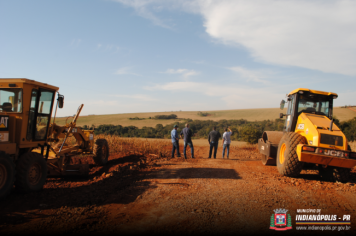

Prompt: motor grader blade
[{"left": 47, "top": 159, "right": 89, "bottom": 176}]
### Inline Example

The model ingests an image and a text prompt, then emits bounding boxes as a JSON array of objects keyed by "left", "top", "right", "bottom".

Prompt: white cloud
[
  {"left": 97, "top": 43, "right": 123, "bottom": 53},
  {"left": 199, "top": 0, "right": 356, "bottom": 75},
  {"left": 114, "top": 0, "right": 356, "bottom": 75},
  {"left": 228, "top": 67, "right": 270, "bottom": 84},
  {"left": 70, "top": 39, "right": 81, "bottom": 47},
  {"left": 114, "top": 67, "right": 140, "bottom": 76},
  {"left": 113, "top": 0, "right": 174, "bottom": 28},
  {"left": 164, "top": 68, "right": 199, "bottom": 78},
  {"left": 65, "top": 100, "right": 118, "bottom": 106},
  {"left": 111, "top": 94, "right": 157, "bottom": 101},
  {"left": 90, "top": 100, "right": 118, "bottom": 106},
  {"left": 145, "top": 81, "right": 284, "bottom": 108}
]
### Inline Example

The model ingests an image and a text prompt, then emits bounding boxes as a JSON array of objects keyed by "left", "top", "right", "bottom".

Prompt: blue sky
[{"left": 1, "top": 0, "right": 356, "bottom": 117}]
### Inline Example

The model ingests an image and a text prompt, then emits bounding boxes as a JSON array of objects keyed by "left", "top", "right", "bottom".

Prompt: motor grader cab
[
  {"left": 258, "top": 88, "right": 356, "bottom": 182},
  {"left": 0, "top": 79, "right": 109, "bottom": 199}
]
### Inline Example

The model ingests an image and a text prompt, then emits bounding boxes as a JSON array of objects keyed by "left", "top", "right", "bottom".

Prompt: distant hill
[{"left": 54, "top": 107, "right": 356, "bottom": 128}]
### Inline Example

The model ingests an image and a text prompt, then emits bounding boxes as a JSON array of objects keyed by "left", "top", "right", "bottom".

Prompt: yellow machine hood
[{"left": 295, "top": 113, "right": 347, "bottom": 150}]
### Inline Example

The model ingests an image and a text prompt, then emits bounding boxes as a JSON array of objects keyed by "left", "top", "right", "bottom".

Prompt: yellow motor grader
[
  {"left": 0, "top": 79, "right": 109, "bottom": 199},
  {"left": 258, "top": 88, "right": 356, "bottom": 182}
]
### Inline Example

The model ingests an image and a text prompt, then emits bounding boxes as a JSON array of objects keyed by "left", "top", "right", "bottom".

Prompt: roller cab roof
[{"left": 288, "top": 88, "right": 338, "bottom": 97}]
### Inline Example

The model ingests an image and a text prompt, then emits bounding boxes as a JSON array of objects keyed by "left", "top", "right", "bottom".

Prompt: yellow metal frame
[
  {"left": 296, "top": 144, "right": 356, "bottom": 168},
  {"left": 288, "top": 88, "right": 338, "bottom": 97},
  {"left": 295, "top": 113, "right": 348, "bottom": 150},
  {"left": 279, "top": 143, "right": 286, "bottom": 164},
  {"left": 0, "top": 78, "right": 59, "bottom": 154}
]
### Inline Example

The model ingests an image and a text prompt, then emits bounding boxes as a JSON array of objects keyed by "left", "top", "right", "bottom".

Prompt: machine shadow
[
  {"left": 151, "top": 167, "right": 241, "bottom": 180},
  {"left": 0, "top": 158, "right": 241, "bottom": 227},
  {"left": 47, "top": 154, "right": 149, "bottom": 182}
]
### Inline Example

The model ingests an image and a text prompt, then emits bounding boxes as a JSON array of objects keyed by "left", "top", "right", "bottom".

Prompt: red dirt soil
[{"left": 0, "top": 144, "right": 355, "bottom": 235}]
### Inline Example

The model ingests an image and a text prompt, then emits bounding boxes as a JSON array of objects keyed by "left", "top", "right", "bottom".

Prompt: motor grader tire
[
  {"left": 0, "top": 152, "right": 15, "bottom": 199},
  {"left": 261, "top": 154, "right": 276, "bottom": 166},
  {"left": 15, "top": 152, "right": 47, "bottom": 193},
  {"left": 276, "top": 132, "right": 306, "bottom": 177},
  {"left": 93, "top": 139, "right": 109, "bottom": 166}
]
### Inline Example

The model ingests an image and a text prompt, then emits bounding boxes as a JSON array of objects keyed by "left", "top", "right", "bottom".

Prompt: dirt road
[
  {"left": 1, "top": 145, "right": 355, "bottom": 235},
  {"left": 348, "top": 107, "right": 356, "bottom": 113}
]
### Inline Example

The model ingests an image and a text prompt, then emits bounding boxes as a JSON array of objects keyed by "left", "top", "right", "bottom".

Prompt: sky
[{"left": 1, "top": 0, "right": 356, "bottom": 117}]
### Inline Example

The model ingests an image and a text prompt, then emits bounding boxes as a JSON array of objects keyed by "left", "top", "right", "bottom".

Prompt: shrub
[
  {"left": 197, "top": 111, "right": 211, "bottom": 117},
  {"left": 154, "top": 114, "right": 177, "bottom": 119},
  {"left": 240, "top": 125, "right": 262, "bottom": 144}
]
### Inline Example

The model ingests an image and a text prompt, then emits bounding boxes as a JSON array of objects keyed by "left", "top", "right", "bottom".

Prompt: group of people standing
[{"left": 171, "top": 124, "right": 232, "bottom": 159}]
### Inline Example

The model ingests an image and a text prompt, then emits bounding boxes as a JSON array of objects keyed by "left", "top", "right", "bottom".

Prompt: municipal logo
[{"left": 270, "top": 208, "right": 292, "bottom": 231}]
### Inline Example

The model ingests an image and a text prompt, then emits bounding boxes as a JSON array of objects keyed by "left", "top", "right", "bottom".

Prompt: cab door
[
  {"left": 283, "top": 94, "right": 297, "bottom": 133},
  {"left": 26, "top": 89, "right": 54, "bottom": 141}
]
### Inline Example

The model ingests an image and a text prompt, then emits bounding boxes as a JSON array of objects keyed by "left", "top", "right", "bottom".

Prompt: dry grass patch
[
  {"left": 54, "top": 107, "right": 355, "bottom": 128},
  {"left": 97, "top": 135, "right": 172, "bottom": 157},
  {"left": 349, "top": 141, "right": 356, "bottom": 152},
  {"left": 55, "top": 107, "right": 355, "bottom": 129}
]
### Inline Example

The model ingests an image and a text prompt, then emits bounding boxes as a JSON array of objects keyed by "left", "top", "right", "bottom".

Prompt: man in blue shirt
[
  {"left": 180, "top": 123, "right": 194, "bottom": 159},
  {"left": 171, "top": 125, "right": 181, "bottom": 158},
  {"left": 222, "top": 127, "right": 232, "bottom": 159}
]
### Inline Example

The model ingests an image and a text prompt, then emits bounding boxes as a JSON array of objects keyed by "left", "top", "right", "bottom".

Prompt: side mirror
[
  {"left": 280, "top": 100, "right": 286, "bottom": 110},
  {"left": 58, "top": 95, "right": 64, "bottom": 108}
]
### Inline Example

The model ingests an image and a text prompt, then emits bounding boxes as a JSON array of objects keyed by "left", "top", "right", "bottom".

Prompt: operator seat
[
  {"left": 2, "top": 102, "right": 12, "bottom": 112},
  {"left": 305, "top": 107, "right": 316, "bottom": 113}
]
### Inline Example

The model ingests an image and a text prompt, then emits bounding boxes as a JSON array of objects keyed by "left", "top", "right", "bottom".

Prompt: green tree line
[
  {"left": 82, "top": 116, "right": 356, "bottom": 144},
  {"left": 334, "top": 117, "right": 356, "bottom": 142},
  {"left": 83, "top": 118, "right": 285, "bottom": 144}
]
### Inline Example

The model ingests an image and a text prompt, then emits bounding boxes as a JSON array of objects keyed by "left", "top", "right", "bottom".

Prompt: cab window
[
  {"left": 35, "top": 91, "right": 54, "bottom": 140},
  {"left": 297, "top": 93, "right": 331, "bottom": 117},
  {"left": 0, "top": 88, "right": 22, "bottom": 112},
  {"left": 26, "top": 89, "right": 54, "bottom": 141},
  {"left": 287, "top": 96, "right": 294, "bottom": 115}
]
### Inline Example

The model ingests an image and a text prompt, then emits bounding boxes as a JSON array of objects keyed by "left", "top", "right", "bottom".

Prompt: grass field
[{"left": 54, "top": 107, "right": 356, "bottom": 128}]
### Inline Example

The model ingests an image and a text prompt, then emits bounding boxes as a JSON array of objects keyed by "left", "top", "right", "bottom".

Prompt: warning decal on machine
[
  {"left": 297, "top": 124, "right": 305, "bottom": 130},
  {"left": 0, "top": 132, "right": 9, "bottom": 142},
  {"left": 0, "top": 116, "right": 9, "bottom": 131}
]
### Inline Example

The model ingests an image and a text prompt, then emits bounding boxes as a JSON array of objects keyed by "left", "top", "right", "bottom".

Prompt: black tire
[
  {"left": 319, "top": 166, "right": 332, "bottom": 181},
  {"left": 332, "top": 167, "right": 350, "bottom": 183},
  {"left": 0, "top": 152, "right": 15, "bottom": 199},
  {"left": 261, "top": 154, "right": 276, "bottom": 166},
  {"left": 276, "top": 132, "right": 306, "bottom": 177},
  {"left": 93, "top": 139, "right": 109, "bottom": 166},
  {"left": 15, "top": 152, "right": 47, "bottom": 193}
]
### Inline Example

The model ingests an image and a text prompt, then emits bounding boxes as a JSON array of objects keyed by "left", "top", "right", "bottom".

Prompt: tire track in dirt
[{"left": 348, "top": 107, "right": 356, "bottom": 112}]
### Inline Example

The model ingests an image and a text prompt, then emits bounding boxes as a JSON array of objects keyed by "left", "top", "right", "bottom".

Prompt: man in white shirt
[{"left": 222, "top": 127, "right": 232, "bottom": 159}]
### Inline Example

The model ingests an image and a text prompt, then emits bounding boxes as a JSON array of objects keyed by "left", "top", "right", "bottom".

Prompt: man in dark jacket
[
  {"left": 180, "top": 123, "right": 194, "bottom": 159},
  {"left": 208, "top": 127, "right": 221, "bottom": 159}
]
